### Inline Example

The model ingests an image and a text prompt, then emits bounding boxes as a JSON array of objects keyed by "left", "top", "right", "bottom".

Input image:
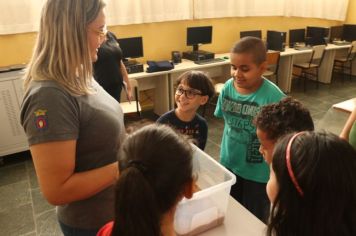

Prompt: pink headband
[{"left": 286, "top": 132, "right": 305, "bottom": 197}]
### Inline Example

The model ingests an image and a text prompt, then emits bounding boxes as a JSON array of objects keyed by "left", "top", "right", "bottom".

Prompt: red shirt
[{"left": 97, "top": 221, "right": 113, "bottom": 236}]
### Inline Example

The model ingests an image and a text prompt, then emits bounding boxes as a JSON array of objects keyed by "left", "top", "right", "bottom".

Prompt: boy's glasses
[{"left": 175, "top": 87, "right": 202, "bottom": 99}]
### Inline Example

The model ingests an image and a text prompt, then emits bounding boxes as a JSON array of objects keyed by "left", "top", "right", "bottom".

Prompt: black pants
[
  {"left": 229, "top": 171, "right": 270, "bottom": 223},
  {"left": 106, "top": 85, "right": 122, "bottom": 102}
]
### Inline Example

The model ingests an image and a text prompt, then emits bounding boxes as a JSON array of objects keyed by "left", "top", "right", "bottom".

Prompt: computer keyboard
[
  {"left": 194, "top": 58, "right": 226, "bottom": 65},
  {"left": 333, "top": 41, "right": 351, "bottom": 46},
  {"left": 294, "top": 46, "right": 312, "bottom": 51}
]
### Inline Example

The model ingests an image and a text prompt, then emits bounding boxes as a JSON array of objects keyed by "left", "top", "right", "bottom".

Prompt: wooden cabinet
[{"left": 0, "top": 70, "right": 28, "bottom": 157}]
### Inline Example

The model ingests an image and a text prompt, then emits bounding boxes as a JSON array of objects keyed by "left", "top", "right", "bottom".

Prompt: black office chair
[
  {"left": 292, "top": 45, "right": 326, "bottom": 91},
  {"left": 332, "top": 41, "right": 356, "bottom": 82}
]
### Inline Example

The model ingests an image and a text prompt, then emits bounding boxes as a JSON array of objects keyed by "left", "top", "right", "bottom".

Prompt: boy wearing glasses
[
  {"left": 157, "top": 70, "right": 215, "bottom": 150},
  {"left": 214, "top": 37, "right": 285, "bottom": 222}
]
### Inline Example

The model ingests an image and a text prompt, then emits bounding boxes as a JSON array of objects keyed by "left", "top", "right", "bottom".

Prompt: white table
[
  {"left": 168, "top": 53, "right": 231, "bottom": 109},
  {"left": 127, "top": 53, "right": 231, "bottom": 114},
  {"left": 201, "top": 197, "right": 265, "bottom": 236},
  {"left": 128, "top": 43, "right": 352, "bottom": 115},
  {"left": 285, "top": 44, "right": 351, "bottom": 92},
  {"left": 316, "top": 98, "right": 356, "bottom": 135}
]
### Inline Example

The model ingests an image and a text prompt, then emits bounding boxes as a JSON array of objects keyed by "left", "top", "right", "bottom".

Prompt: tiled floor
[{"left": 1, "top": 76, "right": 356, "bottom": 236}]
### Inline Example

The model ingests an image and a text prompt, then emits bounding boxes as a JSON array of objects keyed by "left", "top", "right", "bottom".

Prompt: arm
[
  {"left": 340, "top": 108, "right": 356, "bottom": 141},
  {"left": 214, "top": 89, "right": 224, "bottom": 118},
  {"left": 200, "top": 119, "right": 208, "bottom": 150},
  {"left": 120, "top": 61, "right": 132, "bottom": 100},
  {"left": 30, "top": 140, "right": 118, "bottom": 205}
]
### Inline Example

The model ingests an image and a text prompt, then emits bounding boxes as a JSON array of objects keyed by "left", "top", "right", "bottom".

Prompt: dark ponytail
[
  {"left": 112, "top": 166, "right": 160, "bottom": 236},
  {"left": 111, "top": 124, "right": 193, "bottom": 236}
]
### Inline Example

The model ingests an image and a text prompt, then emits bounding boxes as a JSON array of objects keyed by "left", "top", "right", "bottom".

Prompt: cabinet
[{"left": 0, "top": 70, "right": 28, "bottom": 157}]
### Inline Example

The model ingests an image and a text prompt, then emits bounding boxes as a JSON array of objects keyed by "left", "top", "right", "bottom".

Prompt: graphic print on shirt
[
  {"left": 175, "top": 123, "right": 200, "bottom": 146},
  {"left": 222, "top": 97, "right": 262, "bottom": 163},
  {"left": 34, "top": 109, "right": 48, "bottom": 130}
]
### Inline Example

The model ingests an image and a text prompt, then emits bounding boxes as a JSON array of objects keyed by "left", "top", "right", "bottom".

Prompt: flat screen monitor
[
  {"left": 117, "top": 37, "right": 144, "bottom": 59},
  {"left": 187, "top": 26, "right": 213, "bottom": 51},
  {"left": 240, "top": 30, "right": 262, "bottom": 39},
  {"left": 289, "top": 29, "right": 305, "bottom": 47},
  {"left": 267, "top": 31, "right": 286, "bottom": 51},
  {"left": 306, "top": 26, "right": 328, "bottom": 46},
  {"left": 329, "top": 25, "right": 343, "bottom": 41},
  {"left": 343, "top": 24, "right": 356, "bottom": 42}
]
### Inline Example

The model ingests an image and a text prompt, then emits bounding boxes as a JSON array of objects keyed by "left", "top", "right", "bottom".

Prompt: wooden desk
[{"left": 201, "top": 197, "right": 265, "bottom": 236}]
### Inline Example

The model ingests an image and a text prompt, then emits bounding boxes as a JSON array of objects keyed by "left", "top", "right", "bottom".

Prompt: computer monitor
[
  {"left": 329, "top": 25, "right": 343, "bottom": 42},
  {"left": 343, "top": 24, "right": 356, "bottom": 42},
  {"left": 187, "top": 26, "right": 213, "bottom": 51},
  {"left": 306, "top": 26, "right": 328, "bottom": 46},
  {"left": 117, "top": 37, "right": 144, "bottom": 60},
  {"left": 240, "top": 30, "right": 262, "bottom": 39},
  {"left": 267, "top": 31, "right": 286, "bottom": 51},
  {"left": 289, "top": 29, "right": 305, "bottom": 47}
]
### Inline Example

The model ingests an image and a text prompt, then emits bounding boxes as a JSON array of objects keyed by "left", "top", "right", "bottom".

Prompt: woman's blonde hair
[{"left": 24, "top": 0, "right": 105, "bottom": 95}]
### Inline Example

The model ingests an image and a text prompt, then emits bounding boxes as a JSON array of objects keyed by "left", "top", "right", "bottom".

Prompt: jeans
[{"left": 59, "top": 221, "right": 99, "bottom": 236}]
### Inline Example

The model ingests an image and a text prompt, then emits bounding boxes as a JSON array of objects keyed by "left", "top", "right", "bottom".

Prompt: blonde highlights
[{"left": 24, "top": 0, "right": 105, "bottom": 95}]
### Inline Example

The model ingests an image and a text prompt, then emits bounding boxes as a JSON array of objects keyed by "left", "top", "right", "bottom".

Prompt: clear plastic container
[{"left": 174, "top": 145, "right": 236, "bottom": 236}]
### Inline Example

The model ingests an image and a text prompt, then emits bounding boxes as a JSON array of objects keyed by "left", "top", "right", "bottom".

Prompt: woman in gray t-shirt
[{"left": 20, "top": 1, "right": 125, "bottom": 235}]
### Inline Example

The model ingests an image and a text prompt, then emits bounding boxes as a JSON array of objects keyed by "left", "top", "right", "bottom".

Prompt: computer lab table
[
  {"left": 127, "top": 44, "right": 352, "bottom": 115},
  {"left": 200, "top": 196, "right": 266, "bottom": 236},
  {"left": 281, "top": 44, "right": 351, "bottom": 93}
]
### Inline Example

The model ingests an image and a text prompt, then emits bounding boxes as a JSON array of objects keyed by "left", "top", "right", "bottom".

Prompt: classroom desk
[
  {"left": 168, "top": 53, "right": 231, "bottom": 109},
  {"left": 316, "top": 98, "right": 355, "bottom": 135},
  {"left": 332, "top": 97, "right": 356, "bottom": 113},
  {"left": 279, "top": 44, "right": 351, "bottom": 93},
  {"left": 200, "top": 196, "right": 265, "bottom": 236},
  {"left": 128, "top": 68, "right": 170, "bottom": 115},
  {"left": 128, "top": 44, "right": 351, "bottom": 115},
  {"left": 126, "top": 53, "right": 231, "bottom": 114},
  {"left": 278, "top": 47, "right": 313, "bottom": 93}
]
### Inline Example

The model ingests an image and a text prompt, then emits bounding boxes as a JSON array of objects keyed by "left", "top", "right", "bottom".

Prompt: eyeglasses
[
  {"left": 90, "top": 26, "right": 108, "bottom": 40},
  {"left": 175, "top": 87, "right": 202, "bottom": 99}
]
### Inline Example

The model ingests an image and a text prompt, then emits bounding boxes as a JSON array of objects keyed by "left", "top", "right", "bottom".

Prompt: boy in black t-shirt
[{"left": 157, "top": 70, "right": 215, "bottom": 150}]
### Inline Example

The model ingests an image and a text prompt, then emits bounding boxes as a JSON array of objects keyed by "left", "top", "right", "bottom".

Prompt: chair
[
  {"left": 263, "top": 51, "right": 280, "bottom": 85},
  {"left": 332, "top": 41, "right": 356, "bottom": 82},
  {"left": 120, "top": 78, "right": 141, "bottom": 118},
  {"left": 292, "top": 44, "right": 326, "bottom": 91}
]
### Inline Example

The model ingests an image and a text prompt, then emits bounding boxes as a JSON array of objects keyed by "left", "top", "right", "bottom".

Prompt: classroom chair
[
  {"left": 332, "top": 41, "right": 356, "bottom": 82},
  {"left": 120, "top": 78, "right": 142, "bottom": 118},
  {"left": 292, "top": 45, "right": 326, "bottom": 91},
  {"left": 263, "top": 51, "right": 280, "bottom": 85}
]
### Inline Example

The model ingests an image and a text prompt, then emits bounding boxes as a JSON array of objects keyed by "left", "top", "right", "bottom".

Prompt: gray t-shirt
[{"left": 20, "top": 79, "right": 125, "bottom": 229}]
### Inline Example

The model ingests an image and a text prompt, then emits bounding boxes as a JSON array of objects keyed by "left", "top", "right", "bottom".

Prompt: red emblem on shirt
[{"left": 34, "top": 109, "right": 48, "bottom": 130}]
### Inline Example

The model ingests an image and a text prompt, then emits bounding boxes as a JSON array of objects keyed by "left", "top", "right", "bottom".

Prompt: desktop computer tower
[
  {"left": 182, "top": 50, "right": 215, "bottom": 61},
  {"left": 267, "top": 31, "right": 286, "bottom": 52}
]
